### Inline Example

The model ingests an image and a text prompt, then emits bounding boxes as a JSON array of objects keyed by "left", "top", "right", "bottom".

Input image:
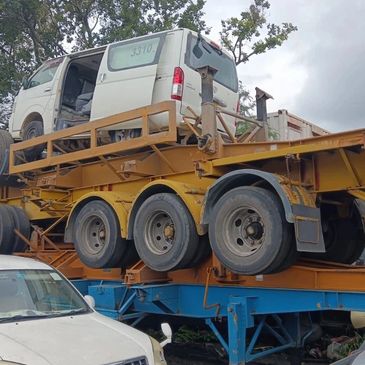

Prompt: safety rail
[{"left": 9, "top": 101, "right": 177, "bottom": 174}]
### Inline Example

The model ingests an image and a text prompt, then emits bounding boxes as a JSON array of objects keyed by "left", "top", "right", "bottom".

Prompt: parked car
[
  {"left": 8, "top": 28, "right": 238, "bottom": 157},
  {"left": 0, "top": 255, "right": 171, "bottom": 365}
]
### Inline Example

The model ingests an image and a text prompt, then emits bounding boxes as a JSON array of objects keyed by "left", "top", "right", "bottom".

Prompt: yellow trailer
[{"left": 2, "top": 67, "right": 365, "bottom": 277}]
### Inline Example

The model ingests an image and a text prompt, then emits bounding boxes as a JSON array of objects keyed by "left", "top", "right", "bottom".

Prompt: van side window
[
  {"left": 108, "top": 35, "right": 165, "bottom": 71},
  {"left": 26, "top": 58, "right": 64, "bottom": 89},
  {"left": 185, "top": 34, "right": 238, "bottom": 92}
]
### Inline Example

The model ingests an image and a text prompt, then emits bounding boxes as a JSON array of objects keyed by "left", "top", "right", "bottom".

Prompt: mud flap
[{"left": 292, "top": 204, "right": 325, "bottom": 252}]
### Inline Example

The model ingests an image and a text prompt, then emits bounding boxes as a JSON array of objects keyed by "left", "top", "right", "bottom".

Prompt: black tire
[
  {"left": 6, "top": 206, "right": 30, "bottom": 252},
  {"left": 73, "top": 200, "right": 136, "bottom": 268},
  {"left": 0, "top": 205, "right": 15, "bottom": 254},
  {"left": 268, "top": 239, "right": 298, "bottom": 274},
  {"left": 308, "top": 219, "right": 364, "bottom": 264},
  {"left": 22, "top": 120, "right": 44, "bottom": 161},
  {"left": 261, "top": 193, "right": 297, "bottom": 274},
  {"left": 133, "top": 193, "right": 199, "bottom": 272},
  {"left": 209, "top": 186, "right": 293, "bottom": 275},
  {"left": 0, "top": 130, "right": 13, "bottom": 174},
  {"left": 190, "top": 235, "right": 211, "bottom": 267}
]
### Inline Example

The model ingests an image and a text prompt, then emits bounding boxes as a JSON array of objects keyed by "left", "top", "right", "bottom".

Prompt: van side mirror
[
  {"left": 160, "top": 322, "right": 172, "bottom": 348},
  {"left": 84, "top": 295, "right": 95, "bottom": 309},
  {"left": 21, "top": 76, "right": 28, "bottom": 89}
]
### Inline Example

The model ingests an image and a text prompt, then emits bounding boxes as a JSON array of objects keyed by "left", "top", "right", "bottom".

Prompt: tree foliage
[
  {"left": 220, "top": 0, "right": 297, "bottom": 115},
  {"left": 220, "top": 0, "right": 297, "bottom": 66}
]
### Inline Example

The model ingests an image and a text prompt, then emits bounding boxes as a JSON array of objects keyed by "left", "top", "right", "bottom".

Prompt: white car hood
[{"left": 0, "top": 312, "right": 153, "bottom": 365}]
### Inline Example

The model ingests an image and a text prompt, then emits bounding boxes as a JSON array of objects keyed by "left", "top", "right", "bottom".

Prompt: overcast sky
[{"left": 203, "top": 0, "right": 365, "bottom": 132}]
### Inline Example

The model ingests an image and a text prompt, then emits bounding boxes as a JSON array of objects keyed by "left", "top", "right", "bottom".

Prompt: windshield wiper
[
  {"left": 0, "top": 308, "right": 89, "bottom": 323},
  {"left": 52, "top": 308, "right": 89, "bottom": 317},
  {"left": 0, "top": 313, "right": 54, "bottom": 323}
]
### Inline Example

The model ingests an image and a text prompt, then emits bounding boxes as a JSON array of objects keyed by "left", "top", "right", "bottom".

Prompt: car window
[
  {"left": 27, "top": 58, "right": 64, "bottom": 89},
  {"left": 108, "top": 34, "right": 165, "bottom": 71},
  {"left": 0, "top": 269, "right": 89, "bottom": 321},
  {"left": 185, "top": 34, "right": 238, "bottom": 92}
]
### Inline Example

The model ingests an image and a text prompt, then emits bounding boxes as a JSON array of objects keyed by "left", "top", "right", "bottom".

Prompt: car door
[
  {"left": 90, "top": 33, "right": 166, "bottom": 127},
  {"left": 11, "top": 57, "right": 65, "bottom": 136}
]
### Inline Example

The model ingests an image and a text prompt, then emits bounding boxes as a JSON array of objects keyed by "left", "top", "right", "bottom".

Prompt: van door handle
[
  {"left": 44, "top": 88, "right": 51, "bottom": 92},
  {"left": 100, "top": 73, "right": 106, "bottom": 82}
]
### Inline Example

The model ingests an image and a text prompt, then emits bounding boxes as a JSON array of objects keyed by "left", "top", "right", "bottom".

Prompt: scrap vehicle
[{"left": 8, "top": 28, "right": 238, "bottom": 159}]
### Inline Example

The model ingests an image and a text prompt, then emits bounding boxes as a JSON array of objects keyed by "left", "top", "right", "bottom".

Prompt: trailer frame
[{"left": 72, "top": 276, "right": 365, "bottom": 365}]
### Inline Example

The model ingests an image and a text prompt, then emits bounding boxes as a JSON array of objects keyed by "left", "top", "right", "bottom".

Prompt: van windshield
[{"left": 186, "top": 34, "right": 238, "bottom": 92}]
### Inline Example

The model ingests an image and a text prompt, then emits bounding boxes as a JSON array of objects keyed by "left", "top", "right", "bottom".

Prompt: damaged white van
[{"left": 9, "top": 28, "right": 239, "bottom": 158}]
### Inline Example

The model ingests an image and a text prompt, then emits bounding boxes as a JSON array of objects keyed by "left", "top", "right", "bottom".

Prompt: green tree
[
  {"left": 220, "top": 0, "right": 297, "bottom": 115},
  {"left": 220, "top": 0, "right": 297, "bottom": 66}
]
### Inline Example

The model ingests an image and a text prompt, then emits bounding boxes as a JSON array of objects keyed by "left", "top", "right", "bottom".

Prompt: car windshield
[{"left": 0, "top": 269, "right": 89, "bottom": 322}]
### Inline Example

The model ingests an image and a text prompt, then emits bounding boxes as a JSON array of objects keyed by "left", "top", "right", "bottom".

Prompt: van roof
[
  {"left": 68, "top": 28, "right": 189, "bottom": 58},
  {"left": 0, "top": 255, "right": 52, "bottom": 270}
]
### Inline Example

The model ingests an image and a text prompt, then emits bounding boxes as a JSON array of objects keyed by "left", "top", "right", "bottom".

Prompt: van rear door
[
  {"left": 91, "top": 33, "right": 166, "bottom": 124},
  {"left": 181, "top": 32, "right": 239, "bottom": 134}
]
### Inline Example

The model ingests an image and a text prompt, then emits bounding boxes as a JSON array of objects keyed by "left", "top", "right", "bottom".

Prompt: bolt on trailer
[{"left": 0, "top": 64, "right": 365, "bottom": 278}]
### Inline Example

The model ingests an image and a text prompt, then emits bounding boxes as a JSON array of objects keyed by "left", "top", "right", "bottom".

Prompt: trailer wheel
[
  {"left": 0, "top": 130, "right": 13, "bottom": 174},
  {"left": 22, "top": 120, "right": 45, "bottom": 161},
  {"left": 190, "top": 235, "right": 211, "bottom": 267},
  {"left": 309, "top": 219, "right": 364, "bottom": 264},
  {"left": 7, "top": 206, "right": 30, "bottom": 252},
  {"left": 133, "top": 193, "right": 199, "bottom": 271},
  {"left": 209, "top": 187, "right": 293, "bottom": 275},
  {"left": 73, "top": 200, "right": 132, "bottom": 268},
  {"left": 0, "top": 205, "right": 16, "bottom": 254}
]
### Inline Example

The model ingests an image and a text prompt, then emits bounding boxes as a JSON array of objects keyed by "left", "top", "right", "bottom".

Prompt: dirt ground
[{"left": 164, "top": 344, "right": 330, "bottom": 364}]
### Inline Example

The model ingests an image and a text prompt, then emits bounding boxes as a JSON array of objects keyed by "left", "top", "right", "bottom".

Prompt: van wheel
[
  {"left": 22, "top": 120, "right": 45, "bottom": 161},
  {"left": 133, "top": 193, "right": 199, "bottom": 272},
  {"left": 73, "top": 200, "right": 137, "bottom": 268},
  {"left": 7, "top": 206, "right": 30, "bottom": 252},
  {"left": 209, "top": 187, "right": 293, "bottom": 275}
]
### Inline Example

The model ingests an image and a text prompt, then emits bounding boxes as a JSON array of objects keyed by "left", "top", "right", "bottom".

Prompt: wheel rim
[
  {"left": 80, "top": 215, "right": 107, "bottom": 255},
  {"left": 145, "top": 211, "right": 175, "bottom": 255},
  {"left": 222, "top": 206, "right": 265, "bottom": 257}
]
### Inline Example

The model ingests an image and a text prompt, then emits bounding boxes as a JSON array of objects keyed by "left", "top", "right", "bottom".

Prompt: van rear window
[
  {"left": 108, "top": 35, "right": 164, "bottom": 71},
  {"left": 185, "top": 34, "right": 238, "bottom": 92}
]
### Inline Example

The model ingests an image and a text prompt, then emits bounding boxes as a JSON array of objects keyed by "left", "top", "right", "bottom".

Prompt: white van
[{"left": 9, "top": 28, "right": 239, "bottom": 148}]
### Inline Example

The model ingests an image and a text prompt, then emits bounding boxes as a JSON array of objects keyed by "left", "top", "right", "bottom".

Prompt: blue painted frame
[{"left": 72, "top": 280, "right": 365, "bottom": 365}]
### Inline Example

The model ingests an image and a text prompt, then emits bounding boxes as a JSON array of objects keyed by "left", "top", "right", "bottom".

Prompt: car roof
[{"left": 0, "top": 255, "right": 52, "bottom": 270}]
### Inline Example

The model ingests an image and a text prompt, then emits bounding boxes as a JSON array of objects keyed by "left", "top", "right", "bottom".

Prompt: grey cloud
[{"left": 286, "top": 0, "right": 365, "bottom": 131}]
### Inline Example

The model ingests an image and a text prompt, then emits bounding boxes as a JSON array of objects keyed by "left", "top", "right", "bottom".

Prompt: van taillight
[{"left": 171, "top": 67, "right": 184, "bottom": 101}]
